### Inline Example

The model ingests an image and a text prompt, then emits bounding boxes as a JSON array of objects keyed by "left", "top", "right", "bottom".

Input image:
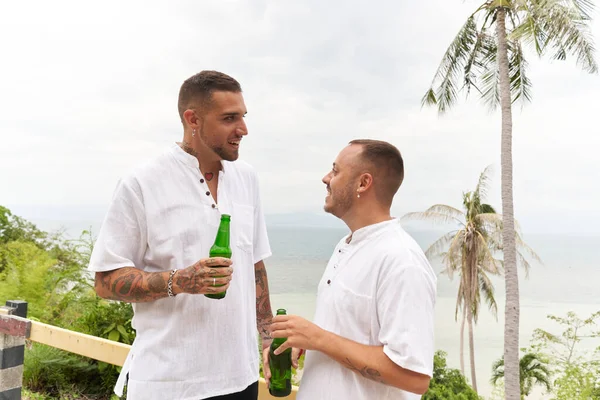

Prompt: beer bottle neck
[{"left": 214, "top": 219, "right": 230, "bottom": 247}]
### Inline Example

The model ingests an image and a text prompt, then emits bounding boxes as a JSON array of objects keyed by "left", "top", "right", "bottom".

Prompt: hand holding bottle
[
  {"left": 270, "top": 314, "right": 327, "bottom": 355},
  {"left": 172, "top": 257, "right": 233, "bottom": 295}
]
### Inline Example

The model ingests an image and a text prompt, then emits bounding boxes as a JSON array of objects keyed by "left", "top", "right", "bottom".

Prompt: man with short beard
[
  {"left": 89, "top": 71, "right": 274, "bottom": 400},
  {"left": 266, "top": 139, "right": 437, "bottom": 399}
]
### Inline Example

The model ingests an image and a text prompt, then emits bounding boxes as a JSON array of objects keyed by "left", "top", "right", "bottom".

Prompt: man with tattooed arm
[
  {"left": 265, "top": 140, "right": 437, "bottom": 399},
  {"left": 89, "top": 71, "right": 274, "bottom": 400}
]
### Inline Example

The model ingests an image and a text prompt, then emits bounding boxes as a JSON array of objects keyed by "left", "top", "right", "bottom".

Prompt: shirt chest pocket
[
  {"left": 332, "top": 282, "right": 373, "bottom": 345},
  {"left": 231, "top": 202, "right": 254, "bottom": 254}
]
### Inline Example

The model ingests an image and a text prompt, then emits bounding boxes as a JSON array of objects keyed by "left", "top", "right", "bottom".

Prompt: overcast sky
[{"left": 1, "top": 0, "right": 599, "bottom": 235}]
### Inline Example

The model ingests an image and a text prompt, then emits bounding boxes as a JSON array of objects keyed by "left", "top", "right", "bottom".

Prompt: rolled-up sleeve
[
  {"left": 377, "top": 261, "right": 436, "bottom": 377},
  {"left": 88, "top": 176, "right": 147, "bottom": 272},
  {"left": 251, "top": 171, "right": 272, "bottom": 264}
]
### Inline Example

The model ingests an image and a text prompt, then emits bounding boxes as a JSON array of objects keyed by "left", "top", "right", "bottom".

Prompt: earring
[
  {"left": 192, "top": 129, "right": 196, "bottom": 137},
  {"left": 357, "top": 190, "right": 361, "bottom": 198}
]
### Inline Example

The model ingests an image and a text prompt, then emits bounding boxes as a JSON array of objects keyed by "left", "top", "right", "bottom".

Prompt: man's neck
[
  {"left": 179, "top": 139, "right": 222, "bottom": 175},
  {"left": 343, "top": 206, "right": 392, "bottom": 235}
]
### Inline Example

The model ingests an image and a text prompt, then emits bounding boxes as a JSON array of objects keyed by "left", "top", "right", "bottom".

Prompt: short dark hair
[
  {"left": 349, "top": 139, "right": 404, "bottom": 204},
  {"left": 177, "top": 70, "right": 242, "bottom": 121}
]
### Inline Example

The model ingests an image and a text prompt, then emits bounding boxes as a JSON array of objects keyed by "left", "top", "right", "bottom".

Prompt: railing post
[{"left": 0, "top": 300, "right": 29, "bottom": 400}]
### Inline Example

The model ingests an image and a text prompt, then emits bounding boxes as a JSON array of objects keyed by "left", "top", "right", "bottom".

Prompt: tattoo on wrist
[{"left": 343, "top": 358, "right": 386, "bottom": 384}]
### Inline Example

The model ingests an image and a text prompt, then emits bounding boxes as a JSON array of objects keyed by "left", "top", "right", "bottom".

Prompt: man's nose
[{"left": 237, "top": 119, "right": 248, "bottom": 136}]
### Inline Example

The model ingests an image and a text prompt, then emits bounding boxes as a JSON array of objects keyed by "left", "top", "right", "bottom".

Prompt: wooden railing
[{"left": 0, "top": 301, "right": 298, "bottom": 400}]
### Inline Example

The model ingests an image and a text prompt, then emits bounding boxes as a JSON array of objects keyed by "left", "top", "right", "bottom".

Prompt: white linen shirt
[
  {"left": 297, "top": 219, "right": 437, "bottom": 400},
  {"left": 88, "top": 144, "right": 272, "bottom": 400}
]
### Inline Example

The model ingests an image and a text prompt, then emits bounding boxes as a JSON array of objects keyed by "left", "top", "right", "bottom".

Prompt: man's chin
[{"left": 218, "top": 150, "right": 239, "bottom": 162}]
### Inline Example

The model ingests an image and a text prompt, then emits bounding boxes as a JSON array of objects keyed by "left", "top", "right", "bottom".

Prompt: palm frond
[
  {"left": 517, "top": 251, "right": 532, "bottom": 278},
  {"left": 421, "top": 88, "right": 438, "bottom": 107},
  {"left": 480, "top": 203, "right": 497, "bottom": 214},
  {"left": 444, "top": 232, "right": 467, "bottom": 278},
  {"left": 511, "top": 13, "right": 548, "bottom": 55},
  {"left": 401, "top": 210, "right": 463, "bottom": 226},
  {"left": 463, "top": 28, "right": 494, "bottom": 95},
  {"left": 478, "top": 269, "right": 499, "bottom": 320},
  {"left": 474, "top": 164, "right": 494, "bottom": 199},
  {"left": 423, "top": 16, "right": 481, "bottom": 113},
  {"left": 476, "top": 212, "right": 503, "bottom": 235},
  {"left": 475, "top": 230, "right": 502, "bottom": 274},
  {"left": 454, "top": 281, "right": 466, "bottom": 321},
  {"left": 425, "top": 204, "right": 465, "bottom": 220},
  {"left": 530, "top": 370, "right": 552, "bottom": 392},
  {"left": 490, "top": 356, "right": 505, "bottom": 384},
  {"left": 480, "top": 34, "right": 501, "bottom": 110},
  {"left": 516, "top": 231, "right": 543, "bottom": 264},
  {"left": 509, "top": 40, "right": 534, "bottom": 104},
  {"left": 534, "top": 0, "right": 598, "bottom": 73},
  {"left": 425, "top": 231, "right": 462, "bottom": 261},
  {"left": 569, "top": 0, "right": 595, "bottom": 20}
]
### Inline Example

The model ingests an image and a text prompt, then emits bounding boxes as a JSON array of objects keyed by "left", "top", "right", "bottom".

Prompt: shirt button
[
  {"left": 211, "top": 204, "right": 216, "bottom": 209},
  {"left": 205, "top": 191, "right": 210, "bottom": 196},
  {"left": 200, "top": 179, "right": 205, "bottom": 183},
  {"left": 327, "top": 280, "right": 331, "bottom": 285}
]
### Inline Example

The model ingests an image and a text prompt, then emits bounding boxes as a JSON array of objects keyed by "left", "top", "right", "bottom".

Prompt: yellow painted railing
[{"left": 1, "top": 306, "right": 298, "bottom": 399}]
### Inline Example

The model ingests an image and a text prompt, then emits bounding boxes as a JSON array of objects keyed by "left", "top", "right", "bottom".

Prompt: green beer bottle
[
  {"left": 205, "top": 214, "right": 232, "bottom": 300},
  {"left": 269, "top": 309, "right": 292, "bottom": 397}
]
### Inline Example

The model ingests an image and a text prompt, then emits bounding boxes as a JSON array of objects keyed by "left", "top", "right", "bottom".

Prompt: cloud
[{"left": 1, "top": 0, "right": 598, "bottom": 234}]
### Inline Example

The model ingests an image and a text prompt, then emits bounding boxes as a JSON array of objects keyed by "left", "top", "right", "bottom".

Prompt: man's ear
[
  {"left": 183, "top": 109, "right": 201, "bottom": 129},
  {"left": 358, "top": 173, "right": 374, "bottom": 194}
]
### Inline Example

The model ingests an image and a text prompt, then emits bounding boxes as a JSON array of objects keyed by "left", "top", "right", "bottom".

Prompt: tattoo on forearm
[
  {"left": 343, "top": 358, "right": 386, "bottom": 384},
  {"left": 97, "top": 268, "right": 169, "bottom": 303},
  {"left": 255, "top": 263, "right": 273, "bottom": 344}
]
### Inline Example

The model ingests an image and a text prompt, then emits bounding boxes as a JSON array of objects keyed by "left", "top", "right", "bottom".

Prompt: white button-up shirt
[
  {"left": 297, "top": 219, "right": 436, "bottom": 400},
  {"left": 88, "top": 144, "right": 271, "bottom": 400}
]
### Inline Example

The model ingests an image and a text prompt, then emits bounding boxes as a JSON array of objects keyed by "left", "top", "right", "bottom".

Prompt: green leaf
[
  {"left": 102, "top": 323, "right": 116, "bottom": 336},
  {"left": 116, "top": 324, "right": 129, "bottom": 342},
  {"left": 108, "top": 330, "right": 120, "bottom": 342}
]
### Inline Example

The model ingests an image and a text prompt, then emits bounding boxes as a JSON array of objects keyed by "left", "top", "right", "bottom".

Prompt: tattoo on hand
[{"left": 343, "top": 358, "right": 386, "bottom": 384}]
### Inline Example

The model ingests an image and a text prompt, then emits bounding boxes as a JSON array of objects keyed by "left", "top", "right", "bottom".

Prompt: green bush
[
  {"left": 0, "top": 207, "right": 131, "bottom": 399},
  {"left": 423, "top": 351, "right": 481, "bottom": 400}
]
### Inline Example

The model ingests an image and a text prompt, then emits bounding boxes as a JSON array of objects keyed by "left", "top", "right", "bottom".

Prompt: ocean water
[{"left": 17, "top": 214, "right": 600, "bottom": 399}]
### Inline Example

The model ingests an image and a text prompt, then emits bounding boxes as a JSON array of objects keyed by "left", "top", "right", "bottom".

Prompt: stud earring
[{"left": 357, "top": 190, "right": 361, "bottom": 198}]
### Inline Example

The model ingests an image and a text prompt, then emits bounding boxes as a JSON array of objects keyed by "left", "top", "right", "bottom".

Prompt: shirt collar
[
  {"left": 170, "top": 143, "right": 226, "bottom": 174},
  {"left": 344, "top": 218, "right": 398, "bottom": 246}
]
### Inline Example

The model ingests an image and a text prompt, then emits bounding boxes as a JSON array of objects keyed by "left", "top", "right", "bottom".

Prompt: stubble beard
[{"left": 324, "top": 187, "right": 354, "bottom": 219}]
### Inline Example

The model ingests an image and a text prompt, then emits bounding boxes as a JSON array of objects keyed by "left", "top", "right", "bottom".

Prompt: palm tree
[
  {"left": 491, "top": 353, "right": 552, "bottom": 399},
  {"left": 402, "top": 166, "right": 540, "bottom": 393},
  {"left": 421, "top": 1, "right": 597, "bottom": 398}
]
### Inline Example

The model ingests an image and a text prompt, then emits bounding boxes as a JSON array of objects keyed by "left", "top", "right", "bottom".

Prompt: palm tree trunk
[
  {"left": 460, "top": 304, "right": 466, "bottom": 375},
  {"left": 467, "top": 307, "right": 477, "bottom": 393},
  {"left": 496, "top": 7, "right": 521, "bottom": 400}
]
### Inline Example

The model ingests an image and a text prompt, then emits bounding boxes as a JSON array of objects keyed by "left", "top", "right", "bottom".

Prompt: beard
[
  {"left": 324, "top": 185, "right": 354, "bottom": 218},
  {"left": 198, "top": 125, "right": 240, "bottom": 162},
  {"left": 211, "top": 144, "right": 239, "bottom": 162}
]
